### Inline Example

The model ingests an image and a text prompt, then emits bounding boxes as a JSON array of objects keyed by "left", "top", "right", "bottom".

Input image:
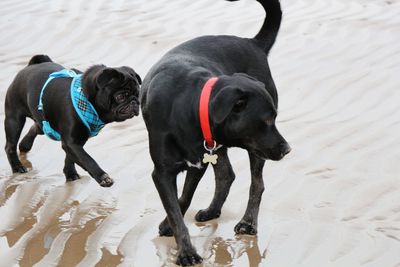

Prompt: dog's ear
[
  {"left": 135, "top": 73, "right": 142, "bottom": 85},
  {"left": 71, "top": 68, "right": 83, "bottom": 74},
  {"left": 121, "top": 66, "right": 142, "bottom": 85},
  {"left": 233, "top": 72, "right": 258, "bottom": 81},
  {"left": 233, "top": 73, "right": 266, "bottom": 88},
  {"left": 96, "top": 68, "right": 123, "bottom": 88},
  {"left": 211, "top": 87, "right": 247, "bottom": 124}
]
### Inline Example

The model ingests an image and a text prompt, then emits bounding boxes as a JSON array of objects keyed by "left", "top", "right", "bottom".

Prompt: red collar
[{"left": 199, "top": 77, "right": 218, "bottom": 149}]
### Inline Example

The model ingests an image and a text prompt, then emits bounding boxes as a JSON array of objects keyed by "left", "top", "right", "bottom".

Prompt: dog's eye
[
  {"left": 115, "top": 92, "right": 130, "bottom": 103},
  {"left": 233, "top": 97, "right": 247, "bottom": 113}
]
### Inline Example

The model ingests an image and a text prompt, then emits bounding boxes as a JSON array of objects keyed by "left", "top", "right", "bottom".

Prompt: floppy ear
[
  {"left": 71, "top": 68, "right": 83, "bottom": 74},
  {"left": 121, "top": 66, "right": 142, "bottom": 85},
  {"left": 233, "top": 73, "right": 266, "bottom": 88},
  {"left": 210, "top": 87, "right": 247, "bottom": 124},
  {"left": 233, "top": 72, "right": 258, "bottom": 81},
  {"left": 135, "top": 73, "right": 142, "bottom": 85},
  {"left": 96, "top": 68, "right": 123, "bottom": 88}
]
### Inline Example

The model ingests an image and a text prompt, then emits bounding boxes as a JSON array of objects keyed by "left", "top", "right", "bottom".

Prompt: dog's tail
[
  {"left": 226, "top": 0, "right": 282, "bottom": 53},
  {"left": 28, "top": 54, "right": 53, "bottom": 66}
]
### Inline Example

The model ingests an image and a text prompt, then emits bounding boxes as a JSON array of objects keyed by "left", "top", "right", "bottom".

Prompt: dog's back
[
  {"left": 141, "top": 0, "right": 282, "bottom": 111},
  {"left": 5, "top": 55, "right": 64, "bottom": 117}
]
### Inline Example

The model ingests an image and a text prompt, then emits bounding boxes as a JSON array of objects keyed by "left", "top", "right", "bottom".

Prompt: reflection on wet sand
[
  {"left": 4, "top": 199, "right": 42, "bottom": 248},
  {"left": 209, "top": 235, "right": 263, "bottom": 267},
  {"left": 0, "top": 172, "right": 118, "bottom": 266},
  {"left": 2, "top": 184, "right": 18, "bottom": 206},
  {"left": 154, "top": 221, "right": 265, "bottom": 266},
  {"left": 95, "top": 247, "right": 123, "bottom": 267},
  {"left": 59, "top": 216, "right": 107, "bottom": 266}
]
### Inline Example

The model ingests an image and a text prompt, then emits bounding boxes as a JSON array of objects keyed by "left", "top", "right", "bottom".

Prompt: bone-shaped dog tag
[{"left": 203, "top": 153, "right": 218, "bottom": 165}]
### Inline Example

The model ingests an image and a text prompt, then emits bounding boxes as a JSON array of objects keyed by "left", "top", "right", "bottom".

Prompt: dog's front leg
[
  {"left": 159, "top": 167, "right": 207, "bottom": 236},
  {"left": 234, "top": 152, "right": 265, "bottom": 235},
  {"left": 195, "top": 148, "right": 235, "bottom": 222},
  {"left": 61, "top": 141, "right": 113, "bottom": 187},
  {"left": 152, "top": 168, "right": 203, "bottom": 266}
]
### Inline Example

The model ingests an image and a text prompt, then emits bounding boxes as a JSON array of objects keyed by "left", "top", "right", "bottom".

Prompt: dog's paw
[
  {"left": 98, "top": 174, "right": 114, "bottom": 187},
  {"left": 195, "top": 208, "right": 221, "bottom": 222},
  {"left": 176, "top": 250, "right": 203, "bottom": 266},
  {"left": 12, "top": 165, "right": 28, "bottom": 173},
  {"left": 234, "top": 221, "right": 257, "bottom": 235},
  {"left": 159, "top": 219, "right": 174, "bottom": 236},
  {"left": 66, "top": 174, "right": 80, "bottom": 181}
]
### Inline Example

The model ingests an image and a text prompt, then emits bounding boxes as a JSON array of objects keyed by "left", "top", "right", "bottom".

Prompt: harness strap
[
  {"left": 70, "top": 76, "right": 104, "bottom": 137},
  {"left": 38, "top": 69, "right": 78, "bottom": 111},
  {"left": 37, "top": 69, "right": 104, "bottom": 141}
]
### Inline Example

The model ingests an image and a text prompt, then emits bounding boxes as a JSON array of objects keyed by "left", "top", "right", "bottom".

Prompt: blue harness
[{"left": 38, "top": 69, "right": 105, "bottom": 141}]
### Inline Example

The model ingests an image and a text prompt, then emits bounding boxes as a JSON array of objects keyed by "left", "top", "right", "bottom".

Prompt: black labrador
[{"left": 140, "top": 0, "right": 290, "bottom": 265}]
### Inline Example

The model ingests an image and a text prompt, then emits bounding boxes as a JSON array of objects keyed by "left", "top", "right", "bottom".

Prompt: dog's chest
[{"left": 185, "top": 160, "right": 202, "bottom": 169}]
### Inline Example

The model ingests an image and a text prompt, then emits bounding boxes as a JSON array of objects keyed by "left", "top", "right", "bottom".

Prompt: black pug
[
  {"left": 4, "top": 55, "right": 141, "bottom": 187},
  {"left": 141, "top": 0, "right": 290, "bottom": 265}
]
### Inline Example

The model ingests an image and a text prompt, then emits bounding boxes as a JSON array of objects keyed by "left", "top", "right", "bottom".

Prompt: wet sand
[{"left": 1, "top": 0, "right": 400, "bottom": 266}]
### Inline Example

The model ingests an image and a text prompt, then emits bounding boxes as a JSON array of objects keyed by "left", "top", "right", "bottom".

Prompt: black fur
[
  {"left": 28, "top": 54, "right": 53, "bottom": 65},
  {"left": 140, "top": 0, "right": 289, "bottom": 265},
  {"left": 4, "top": 55, "right": 141, "bottom": 187}
]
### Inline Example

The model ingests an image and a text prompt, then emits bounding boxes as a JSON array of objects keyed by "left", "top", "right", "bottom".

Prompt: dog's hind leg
[
  {"left": 234, "top": 152, "right": 265, "bottom": 235},
  {"left": 63, "top": 154, "right": 80, "bottom": 181},
  {"left": 159, "top": 167, "right": 207, "bottom": 236},
  {"left": 19, "top": 123, "right": 42, "bottom": 152},
  {"left": 4, "top": 112, "right": 27, "bottom": 173},
  {"left": 195, "top": 148, "right": 235, "bottom": 222}
]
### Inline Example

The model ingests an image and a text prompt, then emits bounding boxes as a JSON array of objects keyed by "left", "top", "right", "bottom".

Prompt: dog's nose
[{"left": 280, "top": 142, "right": 291, "bottom": 157}]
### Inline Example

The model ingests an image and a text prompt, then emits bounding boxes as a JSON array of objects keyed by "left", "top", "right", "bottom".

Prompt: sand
[{"left": 1, "top": 0, "right": 399, "bottom": 266}]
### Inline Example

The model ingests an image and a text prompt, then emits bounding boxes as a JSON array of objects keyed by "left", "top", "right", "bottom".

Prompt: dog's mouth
[
  {"left": 252, "top": 147, "right": 290, "bottom": 161},
  {"left": 117, "top": 100, "right": 139, "bottom": 119},
  {"left": 244, "top": 137, "right": 291, "bottom": 161}
]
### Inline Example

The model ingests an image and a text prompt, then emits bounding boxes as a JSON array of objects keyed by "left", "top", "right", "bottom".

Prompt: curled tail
[
  {"left": 227, "top": 0, "right": 282, "bottom": 53},
  {"left": 28, "top": 54, "right": 53, "bottom": 65}
]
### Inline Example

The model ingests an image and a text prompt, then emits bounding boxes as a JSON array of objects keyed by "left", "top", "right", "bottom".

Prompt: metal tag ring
[{"left": 203, "top": 140, "right": 217, "bottom": 152}]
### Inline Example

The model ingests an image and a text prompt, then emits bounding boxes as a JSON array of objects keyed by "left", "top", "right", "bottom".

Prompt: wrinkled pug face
[
  {"left": 94, "top": 66, "right": 141, "bottom": 122},
  {"left": 210, "top": 73, "right": 291, "bottom": 161}
]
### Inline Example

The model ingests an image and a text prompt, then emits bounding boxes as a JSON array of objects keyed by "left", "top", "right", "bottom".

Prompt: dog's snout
[{"left": 280, "top": 142, "right": 291, "bottom": 157}]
